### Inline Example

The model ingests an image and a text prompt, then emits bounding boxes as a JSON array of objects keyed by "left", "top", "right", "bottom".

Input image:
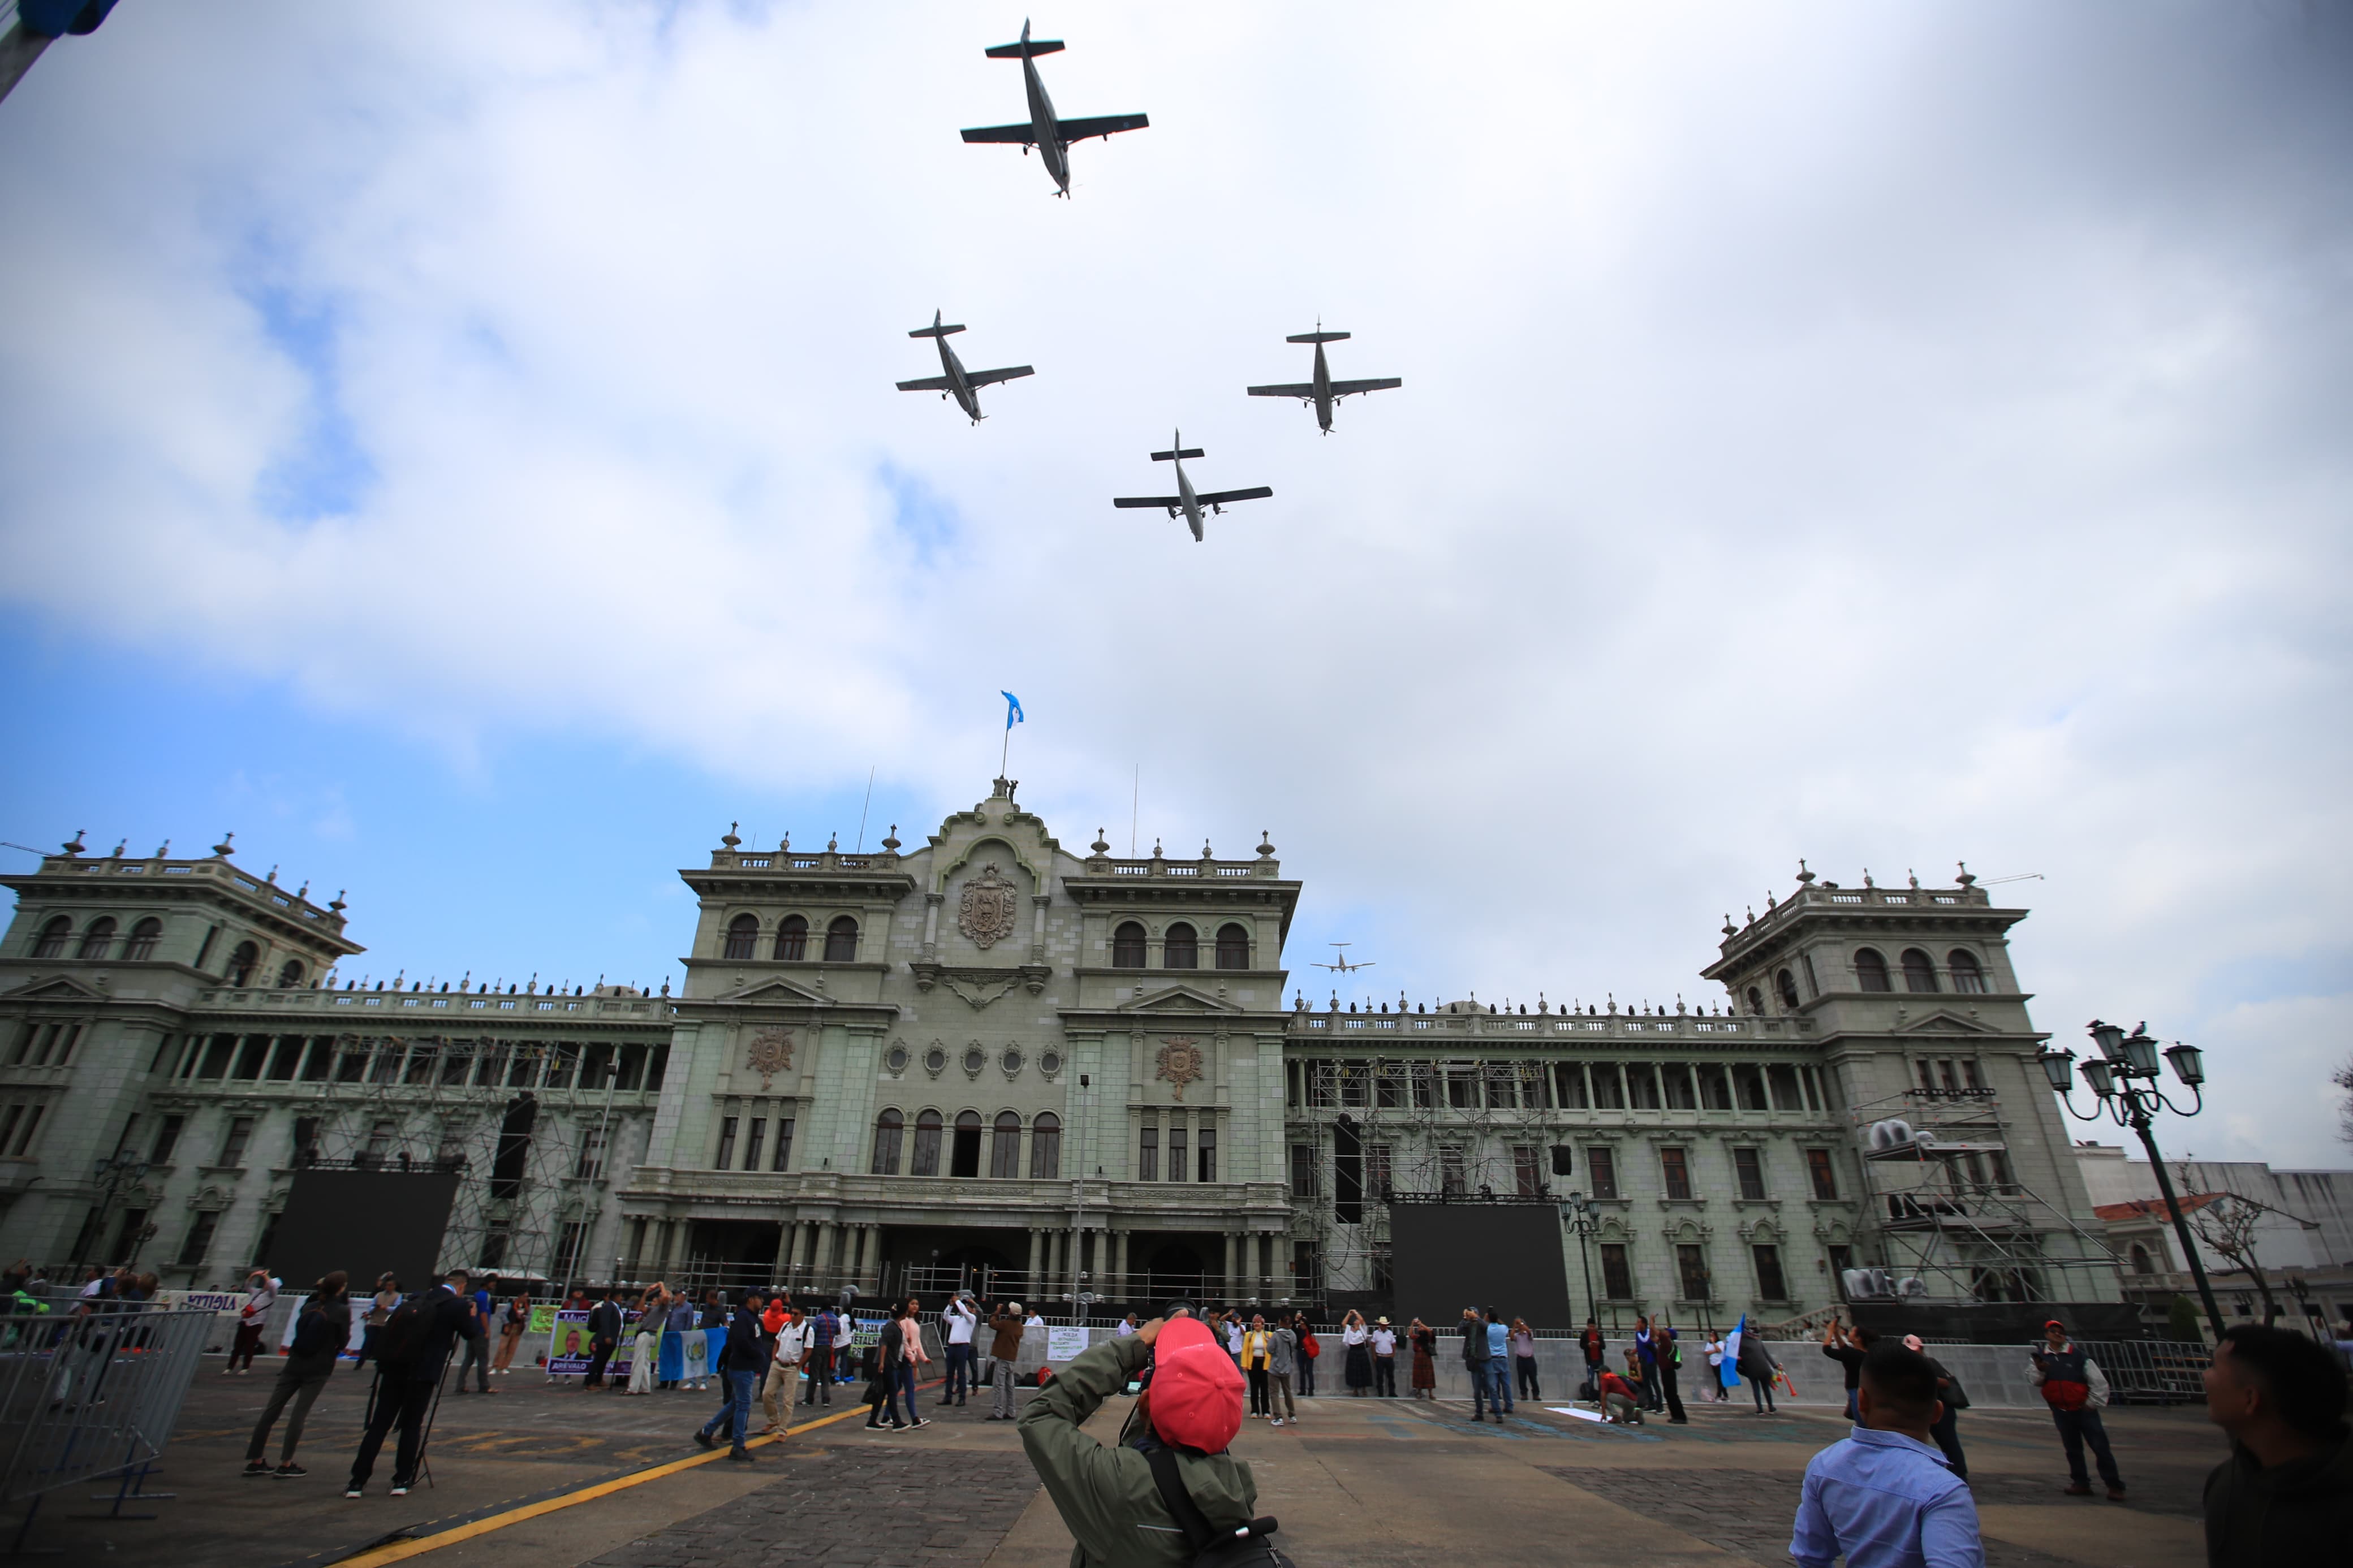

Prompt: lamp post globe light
[{"left": 2037, "top": 1018, "right": 2224, "bottom": 1340}]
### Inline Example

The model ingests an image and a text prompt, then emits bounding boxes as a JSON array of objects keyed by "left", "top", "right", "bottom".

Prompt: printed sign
[
  {"left": 1046, "top": 1325, "right": 1089, "bottom": 1362},
  {"left": 545, "top": 1307, "right": 645, "bottom": 1376}
]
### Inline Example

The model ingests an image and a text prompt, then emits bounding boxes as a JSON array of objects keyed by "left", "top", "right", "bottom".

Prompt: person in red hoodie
[
  {"left": 2029, "top": 1318, "right": 2124, "bottom": 1500},
  {"left": 1598, "top": 1359, "right": 1644, "bottom": 1425}
]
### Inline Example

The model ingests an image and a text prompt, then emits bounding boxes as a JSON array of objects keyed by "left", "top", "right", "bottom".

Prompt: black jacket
[
  {"left": 393, "top": 1288, "right": 476, "bottom": 1381},
  {"left": 721, "top": 1304, "right": 769, "bottom": 1373},
  {"left": 2204, "top": 1426, "right": 2353, "bottom": 1568},
  {"left": 587, "top": 1299, "right": 624, "bottom": 1346}
]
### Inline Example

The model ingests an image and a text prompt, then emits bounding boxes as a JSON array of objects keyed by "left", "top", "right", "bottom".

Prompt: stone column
[
  {"left": 812, "top": 1222, "right": 835, "bottom": 1286},
  {"left": 1112, "top": 1231, "right": 1130, "bottom": 1298},
  {"left": 1026, "top": 1226, "right": 1043, "bottom": 1289},
  {"left": 1223, "top": 1232, "right": 1238, "bottom": 1295}
]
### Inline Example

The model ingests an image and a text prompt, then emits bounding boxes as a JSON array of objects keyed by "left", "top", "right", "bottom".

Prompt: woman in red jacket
[{"left": 1295, "top": 1314, "right": 1321, "bottom": 1398}]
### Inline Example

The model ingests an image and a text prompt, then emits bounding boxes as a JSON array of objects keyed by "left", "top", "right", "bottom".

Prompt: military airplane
[
  {"left": 1311, "top": 943, "right": 1375, "bottom": 974},
  {"left": 960, "top": 20, "right": 1148, "bottom": 197},
  {"left": 894, "top": 311, "right": 1033, "bottom": 424},
  {"left": 1112, "top": 431, "right": 1272, "bottom": 542},
  {"left": 1246, "top": 325, "right": 1402, "bottom": 433}
]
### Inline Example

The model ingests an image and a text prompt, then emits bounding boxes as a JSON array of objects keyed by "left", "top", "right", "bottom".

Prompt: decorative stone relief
[
  {"left": 1155, "top": 1036, "right": 1205, "bottom": 1102},
  {"left": 955, "top": 862, "right": 1020, "bottom": 949},
  {"left": 745, "top": 1029, "right": 795, "bottom": 1090}
]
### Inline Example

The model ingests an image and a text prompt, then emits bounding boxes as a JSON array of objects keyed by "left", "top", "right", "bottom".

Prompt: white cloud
[{"left": 3, "top": 1, "right": 2350, "bottom": 1161}]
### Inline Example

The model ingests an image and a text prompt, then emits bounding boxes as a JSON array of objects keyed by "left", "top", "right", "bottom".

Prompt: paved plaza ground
[{"left": 21, "top": 1364, "right": 2214, "bottom": 1568}]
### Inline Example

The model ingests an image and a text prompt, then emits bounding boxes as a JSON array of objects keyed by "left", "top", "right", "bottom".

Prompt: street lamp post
[
  {"left": 75, "top": 1149, "right": 150, "bottom": 1267},
  {"left": 1560, "top": 1192, "right": 1598, "bottom": 1326},
  {"left": 2039, "top": 1019, "right": 2225, "bottom": 1342}
]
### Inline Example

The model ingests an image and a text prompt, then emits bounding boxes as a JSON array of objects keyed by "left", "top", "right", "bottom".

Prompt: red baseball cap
[{"left": 1147, "top": 1317, "right": 1244, "bottom": 1453}]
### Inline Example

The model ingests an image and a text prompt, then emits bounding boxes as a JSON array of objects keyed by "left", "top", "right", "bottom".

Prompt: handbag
[{"left": 1144, "top": 1446, "right": 1295, "bottom": 1567}]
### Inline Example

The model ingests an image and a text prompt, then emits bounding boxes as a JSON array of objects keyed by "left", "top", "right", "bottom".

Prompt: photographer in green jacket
[{"left": 1016, "top": 1314, "right": 1260, "bottom": 1567}]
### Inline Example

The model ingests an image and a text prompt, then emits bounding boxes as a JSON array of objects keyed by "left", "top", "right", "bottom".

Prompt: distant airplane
[
  {"left": 894, "top": 310, "right": 1033, "bottom": 424},
  {"left": 1246, "top": 324, "right": 1402, "bottom": 434},
  {"left": 1311, "top": 942, "right": 1375, "bottom": 974},
  {"left": 1112, "top": 431, "right": 1272, "bottom": 542},
  {"left": 960, "top": 19, "right": 1149, "bottom": 197}
]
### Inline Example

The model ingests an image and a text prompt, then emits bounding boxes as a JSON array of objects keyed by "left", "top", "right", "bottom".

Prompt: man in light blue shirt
[
  {"left": 1790, "top": 1340, "right": 1985, "bottom": 1568},
  {"left": 1483, "top": 1308, "right": 1515, "bottom": 1418}
]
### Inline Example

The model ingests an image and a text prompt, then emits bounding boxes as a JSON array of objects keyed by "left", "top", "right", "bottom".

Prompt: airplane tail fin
[
  {"left": 985, "top": 38, "right": 1065, "bottom": 58},
  {"left": 1150, "top": 447, "right": 1205, "bottom": 462},
  {"left": 1286, "top": 330, "right": 1350, "bottom": 344},
  {"left": 908, "top": 320, "right": 966, "bottom": 338}
]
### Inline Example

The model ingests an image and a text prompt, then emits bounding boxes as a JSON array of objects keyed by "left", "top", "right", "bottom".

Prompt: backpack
[
  {"left": 1144, "top": 1445, "right": 1295, "bottom": 1567},
  {"left": 373, "top": 1298, "right": 429, "bottom": 1366}
]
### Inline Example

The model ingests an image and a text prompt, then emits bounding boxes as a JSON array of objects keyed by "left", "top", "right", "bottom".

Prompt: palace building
[{"left": 0, "top": 782, "right": 2124, "bottom": 1325}]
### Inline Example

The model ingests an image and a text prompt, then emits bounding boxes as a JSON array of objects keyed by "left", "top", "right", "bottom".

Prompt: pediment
[
  {"left": 0, "top": 974, "right": 104, "bottom": 1003},
  {"left": 1119, "top": 984, "right": 1238, "bottom": 1014},
  {"left": 718, "top": 977, "right": 834, "bottom": 1007},
  {"left": 1895, "top": 1010, "right": 1993, "bottom": 1034}
]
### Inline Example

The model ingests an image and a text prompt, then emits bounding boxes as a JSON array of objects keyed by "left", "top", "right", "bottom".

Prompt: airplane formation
[{"left": 893, "top": 19, "right": 1403, "bottom": 542}]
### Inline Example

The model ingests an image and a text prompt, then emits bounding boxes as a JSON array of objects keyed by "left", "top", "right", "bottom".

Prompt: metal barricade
[
  {"left": 2078, "top": 1337, "right": 2207, "bottom": 1404},
  {"left": 0, "top": 1306, "right": 212, "bottom": 1546}
]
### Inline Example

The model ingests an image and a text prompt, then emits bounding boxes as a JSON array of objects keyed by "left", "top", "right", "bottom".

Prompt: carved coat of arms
[
  {"left": 1156, "top": 1036, "right": 1205, "bottom": 1102},
  {"left": 956, "top": 863, "right": 1020, "bottom": 949},
  {"left": 745, "top": 1029, "right": 794, "bottom": 1091}
]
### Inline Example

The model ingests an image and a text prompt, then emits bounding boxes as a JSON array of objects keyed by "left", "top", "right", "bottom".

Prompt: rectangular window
[
  {"left": 1805, "top": 1148, "right": 1838, "bottom": 1200},
  {"left": 1600, "top": 1243, "right": 1634, "bottom": 1300},
  {"left": 553, "top": 1221, "right": 588, "bottom": 1282},
  {"left": 1660, "top": 1064, "right": 1697, "bottom": 1110},
  {"left": 1697, "top": 1065, "right": 1733, "bottom": 1109},
  {"left": 1588, "top": 1146, "right": 1619, "bottom": 1201},
  {"left": 1767, "top": 1065, "right": 1804, "bottom": 1111},
  {"left": 911, "top": 1116, "right": 942, "bottom": 1177},
  {"left": 403, "top": 1042, "right": 440, "bottom": 1084},
  {"left": 1375, "top": 1064, "right": 1405, "bottom": 1109},
  {"left": 110, "top": 1207, "right": 150, "bottom": 1263},
  {"left": 1552, "top": 1061, "right": 1588, "bottom": 1108},
  {"left": 1989, "top": 1148, "right": 2015, "bottom": 1189},
  {"left": 772, "top": 1117, "right": 794, "bottom": 1172},
  {"left": 1445, "top": 1067, "right": 1477, "bottom": 1109},
  {"left": 1513, "top": 1146, "right": 1542, "bottom": 1197},
  {"left": 713, "top": 1116, "right": 738, "bottom": 1171},
  {"left": 1367, "top": 1142, "right": 1393, "bottom": 1195},
  {"left": 11, "top": 1104, "right": 44, "bottom": 1156},
  {"left": 1753, "top": 1243, "right": 1789, "bottom": 1301},
  {"left": 1440, "top": 1145, "right": 1466, "bottom": 1196},
  {"left": 578, "top": 1125, "right": 609, "bottom": 1180},
  {"left": 291, "top": 1116, "right": 321, "bottom": 1166},
  {"left": 1167, "top": 1125, "right": 1187, "bottom": 1183},
  {"left": 1734, "top": 1146, "right": 1766, "bottom": 1200},
  {"left": 1938, "top": 1060, "right": 1959, "bottom": 1093},
  {"left": 1961, "top": 1059, "right": 1984, "bottom": 1091},
  {"left": 54, "top": 1024, "right": 84, "bottom": 1066},
  {"left": 265, "top": 1038, "right": 303, "bottom": 1081},
  {"left": 1828, "top": 1243, "right": 1854, "bottom": 1293},
  {"left": 1197, "top": 1126, "right": 1217, "bottom": 1183},
  {"left": 1624, "top": 1064, "right": 1661, "bottom": 1110},
  {"left": 1590, "top": 1064, "right": 1626, "bottom": 1109},
  {"left": 1734, "top": 1064, "right": 1769, "bottom": 1110},
  {"left": 219, "top": 1116, "right": 255, "bottom": 1168},
  {"left": 152, "top": 1114, "right": 184, "bottom": 1164},
  {"left": 1661, "top": 1146, "right": 1692, "bottom": 1200},
  {"left": 1030, "top": 1120, "right": 1060, "bottom": 1178},
  {"left": 741, "top": 1118, "right": 765, "bottom": 1172},
  {"left": 1800, "top": 1065, "right": 1824, "bottom": 1112},
  {"left": 480, "top": 1221, "right": 511, "bottom": 1269},
  {"left": 369, "top": 1043, "right": 404, "bottom": 1084},
  {"left": 1287, "top": 1142, "right": 1313, "bottom": 1197},
  {"left": 1141, "top": 1118, "right": 1161, "bottom": 1182},
  {"left": 177, "top": 1210, "right": 219, "bottom": 1267},
  {"left": 0, "top": 1105, "right": 20, "bottom": 1155},
  {"left": 1676, "top": 1243, "right": 1710, "bottom": 1301},
  {"left": 1411, "top": 1062, "right": 1436, "bottom": 1109},
  {"left": 545, "top": 1042, "right": 580, "bottom": 1090},
  {"left": 1285, "top": 1061, "right": 1301, "bottom": 1109}
]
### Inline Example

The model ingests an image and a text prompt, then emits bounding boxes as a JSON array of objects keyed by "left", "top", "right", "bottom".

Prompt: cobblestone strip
[{"left": 586, "top": 1448, "right": 1041, "bottom": 1568}]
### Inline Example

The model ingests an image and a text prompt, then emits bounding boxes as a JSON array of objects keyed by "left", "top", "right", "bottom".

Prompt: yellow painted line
[{"left": 333, "top": 1382, "right": 940, "bottom": 1568}]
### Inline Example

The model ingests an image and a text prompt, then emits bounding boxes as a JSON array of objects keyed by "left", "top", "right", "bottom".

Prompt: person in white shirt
[
  {"left": 940, "top": 1294, "right": 979, "bottom": 1408},
  {"left": 762, "top": 1308, "right": 810, "bottom": 1435},
  {"left": 1225, "top": 1313, "right": 1246, "bottom": 1368},
  {"left": 1025, "top": 1310, "right": 1045, "bottom": 1328},
  {"left": 1370, "top": 1318, "right": 1399, "bottom": 1397},
  {"left": 1115, "top": 1313, "right": 1139, "bottom": 1338},
  {"left": 228, "top": 1268, "right": 277, "bottom": 1375}
]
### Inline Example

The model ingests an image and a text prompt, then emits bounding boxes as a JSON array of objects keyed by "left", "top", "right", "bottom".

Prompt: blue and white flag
[
  {"left": 1002, "top": 690, "right": 1024, "bottom": 730},
  {"left": 1722, "top": 1314, "right": 1747, "bottom": 1390}
]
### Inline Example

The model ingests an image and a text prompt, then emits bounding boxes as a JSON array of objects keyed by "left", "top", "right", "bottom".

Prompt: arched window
[
  {"left": 76, "top": 918, "right": 118, "bottom": 961},
  {"left": 1215, "top": 923, "right": 1250, "bottom": 970},
  {"left": 989, "top": 1112, "right": 1022, "bottom": 1178},
  {"left": 32, "top": 916, "right": 71, "bottom": 959},
  {"left": 1901, "top": 948, "right": 1938, "bottom": 994},
  {"left": 1746, "top": 986, "right": 1765, "bottom": 1015},
  {"left": 870, "top": 1109, "right": 904, "bottom": 1175},
  {"left": 1949, "top": 950, "right": 1987, "bottom": 994},
  {"left": 122, "top": 917, "right": 162, "bottom": 962},
  {"left": 1854, "top": 948, "right": 1891, "bottom": 992},
  {"left": 1776, "top": 967, "right": 1801, "bottom": 1010},
  {"left": 1163, "top": 923, "right": 1197, "bottom": 970},
  {"left": 951, "top": 1110, "right": 984, "bottom": 1178},
  {"left": 2129, "top": 1243, "right": 2154, "bottom": 1276},
  {"left": 774, "top": 915, "right": 808, "bottom": 961},
  {"left": 911, "top": 1109, "right": 944, "bottom": 1176},
  {"left": 226, "top": 940, "right": 260, "bottom": 987},
  {"left": 1030, "top": 1111, "right": 1062, "bottom": 1179},
  {"left": 824, "top": 915, "right": 859, "bottom": 963},
  {"left": 275, "top": 958, "right": 305, "bottom": 988},
  {"left": 1112, "top": 922, "right": 1147, "bottom": 969},
  {"left": 722, "top": 914, "right": 759, "bottom": 961}
]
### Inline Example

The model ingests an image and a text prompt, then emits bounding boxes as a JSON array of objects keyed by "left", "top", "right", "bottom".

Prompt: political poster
[
  {"left": 1046, "top": 1325, "right": 1089, "bottom": 1362},
  {"left": 545, "top": 1307, "right": 645, "bottom": 1376}
]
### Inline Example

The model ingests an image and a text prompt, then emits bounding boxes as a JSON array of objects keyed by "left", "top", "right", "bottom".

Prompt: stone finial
[
  {"left": 156, "top": 840, "right": 169, "bottom": 857},
  {"left": 1795, "top": 859, "right": 1815, "bottom": 884},
  {"left": 1744, "top": 906, "right": 1754, "bottom": 926},
  {"left": 1908, "top": 869, "right": 1920, "bottom": 889},
  {"left": 295, "top": 883, "right": 308, "bottom": 898},
  {"left": 213, "top": 831, "right": 234, "bottom": 857},
  {"left": 329, "top": 890, "right": 347, "bottom": 912},
  {"left": 722, "top": 822, "right": 741, "bottom": 848},
  {"left": 61, "top": 830, "right": 86, "bottom": 856},
  {"left": 1677, "top": 994, "right": 1686, "bottom": 1014},
  {"left": 882, "top": 826, "right": 902, "bottom": 852},
  {"left": 1151, "top": 838, "right": 1163, "bottom": 859},
  {"left": 110, "top": 839, "right": 126, "bottom": 858},
  {"left": 1862, "top": 868, "right": 1874, "bottom": 888},
  {"left": 1722, "top": 914, "right": 1738, "bottom": 937},
  {"left": 1257, "top": 831, "right": 1275, "bottom": 858},
  {"left": 828, "top": 833, "right": 839, "bottom": 851},
  {"left": 1955, "top": 861, "right": 1976, "bottom": 886},
  {"left": 1091, "top": 828, "right": 1110, "bottom": 854},
  {"left": 1201, "top": 840, "right": 1214, "bottom": 859},
  {"left": 266, "top": 865, "right": 278, "bottom": 883}
]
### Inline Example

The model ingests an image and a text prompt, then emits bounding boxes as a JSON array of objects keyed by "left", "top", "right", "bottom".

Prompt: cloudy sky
[{"left": 3, "top": 2, "right": 2348, "bottom": 1166}]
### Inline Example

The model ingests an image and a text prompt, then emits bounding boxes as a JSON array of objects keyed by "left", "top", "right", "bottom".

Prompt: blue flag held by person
[{"left": 1723, "top": 1314, "right": 1747, "bottom": 1390}]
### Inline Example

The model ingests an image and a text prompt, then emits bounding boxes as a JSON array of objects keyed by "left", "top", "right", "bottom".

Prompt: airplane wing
[
  {"left": 895, "top": 376, "right": 955, "bottom": 392},
  {"left": 1112, "top": 496, "right": 1183, "bottom": 510},
  {"left": 964, "top": 365, "right": 1035, "bottom": 388},
  {"left": 960, "top": 123, "right": 1040, "bottom": 145},
  {"left": 1245, "top": 382, "right": 1317, "bottom": 399},
  {"left": 1196, "top": 486, "right": 1273, "bottom": 507},
  {"left": 1054, "top": 113, "right": 1149, "bottom": 144},
  {"left": 1329, "top": 378, "right": 1403, "bottom": 397}
]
